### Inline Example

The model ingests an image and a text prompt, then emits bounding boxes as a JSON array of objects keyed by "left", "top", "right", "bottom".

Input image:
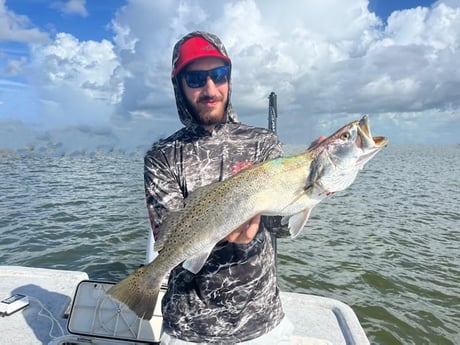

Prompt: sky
[{"left": 0, "top": 0, "right": 459, "bottom": 154}]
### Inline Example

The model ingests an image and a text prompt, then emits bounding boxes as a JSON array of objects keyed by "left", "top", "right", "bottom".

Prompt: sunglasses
[{"left": 182, "top": 66, "right": 230, "bottom": 88}]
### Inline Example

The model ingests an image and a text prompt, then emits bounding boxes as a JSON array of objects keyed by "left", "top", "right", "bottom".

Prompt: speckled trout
[{"left": 108, "top": 115, "right": 388, "bottom": 319}]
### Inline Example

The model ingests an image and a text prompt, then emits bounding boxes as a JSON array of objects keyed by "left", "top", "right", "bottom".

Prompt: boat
[{"left": 0, "top": 265, "right": 369, "bottom": 344}]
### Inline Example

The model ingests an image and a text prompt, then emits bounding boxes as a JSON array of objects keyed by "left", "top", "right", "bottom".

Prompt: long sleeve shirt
[{"left": 144, "top": 121, "right": 286, "bottom": 343}]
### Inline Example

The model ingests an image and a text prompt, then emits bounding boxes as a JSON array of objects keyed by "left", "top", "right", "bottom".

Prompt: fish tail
[{"left": 107, "top": 266, "right": 162, "bottom": 320}]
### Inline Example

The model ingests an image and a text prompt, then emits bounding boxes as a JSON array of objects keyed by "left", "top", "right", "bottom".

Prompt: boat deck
[{"left": 0, "top": 265, "right": 369, "bottom": 344}]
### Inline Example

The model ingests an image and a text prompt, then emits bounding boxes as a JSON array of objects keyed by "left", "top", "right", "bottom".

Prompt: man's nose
[{"left": 201, "top": 76, "right": 218, "bottom": 93}]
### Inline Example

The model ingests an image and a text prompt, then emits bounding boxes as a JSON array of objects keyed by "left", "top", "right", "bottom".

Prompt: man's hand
[{"left": 225, "top": 215, "right": 261, "bottom": 244}]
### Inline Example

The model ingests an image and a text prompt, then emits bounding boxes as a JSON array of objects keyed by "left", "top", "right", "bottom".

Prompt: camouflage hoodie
[{"left": 144, "top": 31, "right": 285, "bottom": 343}]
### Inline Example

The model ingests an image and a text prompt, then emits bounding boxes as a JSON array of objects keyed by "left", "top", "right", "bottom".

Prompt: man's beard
[
  {"left": 188, "top": 96, "right": 227, "bottom": 127},
  {"left": 192, "top": 109, "right": 225, "bottom": 127}
]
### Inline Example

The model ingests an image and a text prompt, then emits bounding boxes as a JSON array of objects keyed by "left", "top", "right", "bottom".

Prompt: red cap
[{"left": 172, "top": 36, "right": 231, "bottom": 77}]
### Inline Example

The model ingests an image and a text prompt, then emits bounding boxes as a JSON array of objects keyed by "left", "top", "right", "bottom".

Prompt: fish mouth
[
  {"left": 356, "top": 115, "right": 389, "bottom": 165},
  {"left": 358, "top": 115, "right": 389, "bottom": 147}
]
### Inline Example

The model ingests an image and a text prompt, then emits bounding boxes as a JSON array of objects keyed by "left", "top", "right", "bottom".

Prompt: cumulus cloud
[
  {"left": 28, "top": 32, "right": 121, "bottom": 126},
  {"left": 1, "top": 0, "right": 460, "bottom": 154}
]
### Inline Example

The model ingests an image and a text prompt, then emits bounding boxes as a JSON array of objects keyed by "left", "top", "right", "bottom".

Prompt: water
[{"left": 0, "top": 145, "right": 459, "bottom": 344}]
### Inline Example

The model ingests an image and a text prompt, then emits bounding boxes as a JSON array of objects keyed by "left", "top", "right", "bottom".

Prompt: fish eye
[{"left": 340, "top": 132, "right": 351, "bottom": 141}]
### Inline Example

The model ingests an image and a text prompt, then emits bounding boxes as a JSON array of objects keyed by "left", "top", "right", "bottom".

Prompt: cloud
[
  {"left": 51, "top": 0, "right": 88, "bottom": 17},
  {"left": 1, "top": 0, "right": 460, "bottom": 153},
  {"left": 0, "top": 0, "right": 49, "bottom": 42},
  {"left": 28, "top": 32, "right": 121, "bottom": 126},
  {"left": 3, "top": 55, "right": 27, "bottom": 75}
]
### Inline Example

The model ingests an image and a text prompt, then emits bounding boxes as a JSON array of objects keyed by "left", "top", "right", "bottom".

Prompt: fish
[{"left": 107, "top": 115, "right": 388, "bottom": 319}]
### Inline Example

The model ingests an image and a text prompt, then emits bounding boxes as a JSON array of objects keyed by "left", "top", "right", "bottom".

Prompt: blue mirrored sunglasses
[{"left": 183, "top": 66, "right": 230, "bottom": 88}]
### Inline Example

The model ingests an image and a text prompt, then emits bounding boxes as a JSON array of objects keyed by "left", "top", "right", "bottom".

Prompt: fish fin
[
  {"left": 107, "top": 266, "right": 162, "bottom": 320},
  {"left": 182, "top": 246, "right": 214, "bottom": 274},
  {"left": 286, "top": 209, "right": 312, "bottom": 238}
]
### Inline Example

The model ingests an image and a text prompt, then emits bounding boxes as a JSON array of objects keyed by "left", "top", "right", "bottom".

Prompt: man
[{"left": 144, "top": 31, "right": 291, "bottom": 344}]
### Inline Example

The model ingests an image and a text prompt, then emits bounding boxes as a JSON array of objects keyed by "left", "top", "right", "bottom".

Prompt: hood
[{"left": 171, "top": 31, "right": 239, "bottom": 129}]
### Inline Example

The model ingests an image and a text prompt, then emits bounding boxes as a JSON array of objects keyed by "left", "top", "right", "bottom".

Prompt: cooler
[{"left": 49, "top": 280, "right": 165, "bottom": 345}]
